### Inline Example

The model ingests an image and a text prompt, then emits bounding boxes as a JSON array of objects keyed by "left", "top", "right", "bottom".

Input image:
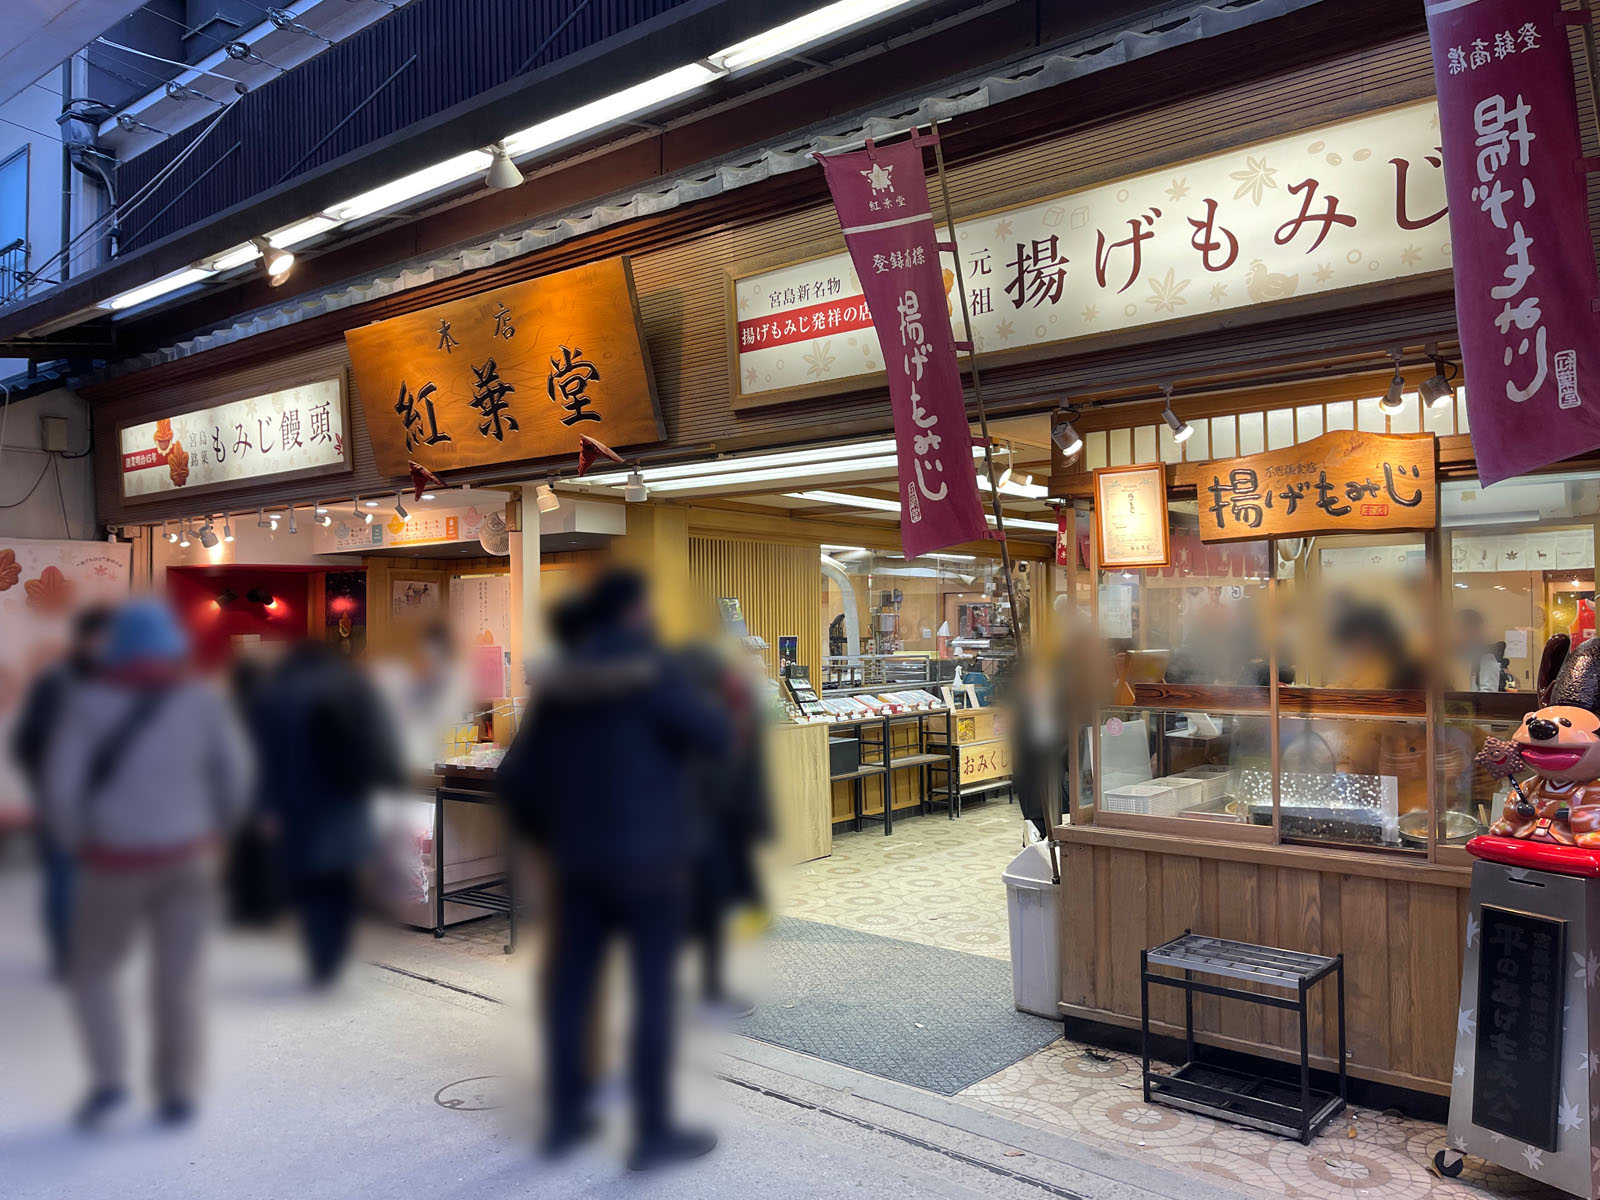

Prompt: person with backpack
[
  {"left": 250, "top": 639, "right": 402, "bottom": 986},
  {"left": 42, "top": 598, "right": 253, "bottom": 1129}
]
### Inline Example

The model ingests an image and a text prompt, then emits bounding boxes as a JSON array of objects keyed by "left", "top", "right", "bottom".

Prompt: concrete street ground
[{"left": 0, "top": 868, "right": 1251, "bottom": 1200}]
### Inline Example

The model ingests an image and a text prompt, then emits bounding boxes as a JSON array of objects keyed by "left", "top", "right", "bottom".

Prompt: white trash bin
[{"left": 1003, "top": 841, "right": 1061, "bottom": 1018}]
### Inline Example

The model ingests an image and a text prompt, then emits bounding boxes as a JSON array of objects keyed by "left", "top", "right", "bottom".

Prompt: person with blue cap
[{"left": 41, "top": 597, "right": 253, "bottom": 1130}]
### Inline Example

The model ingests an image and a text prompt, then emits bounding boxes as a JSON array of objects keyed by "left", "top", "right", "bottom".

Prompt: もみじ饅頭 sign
[
  {"left": 1193, "top": 431, "right": 1437, "bottom": 543},
  {"left": 731, "top": 100, "right": 1448, "bottom": 407},
  {"left": 345, "top": 257, "right": 663, "bottom": 477},
  {"left": 119, "top": 378, "right": 350, "bottom": 502}
]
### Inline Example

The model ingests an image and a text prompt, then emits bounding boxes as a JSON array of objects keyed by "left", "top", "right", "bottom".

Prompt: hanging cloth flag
[
  {"left": 1425, "top": 0, "right": 1600, "bottom": 485},
  {"left": 815, "top": 137, "right": 990, "bottom": 557}
]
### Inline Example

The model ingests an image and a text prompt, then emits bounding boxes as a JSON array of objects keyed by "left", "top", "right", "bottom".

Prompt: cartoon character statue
[{"left": 1486, "top": 634, "right": 1600, "bottom": 847}]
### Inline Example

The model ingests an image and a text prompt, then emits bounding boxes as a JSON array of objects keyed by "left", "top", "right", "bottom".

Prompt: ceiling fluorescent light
[
  {"left": 574, "top": 439, "right": 980, "bottom": 489},
  {"left": 709, "top": 0, "right": 920, "bottom": 72},
  {"left": 328, "top": 150, "right": 493, "bottom": 224},
  {"left": 267, "top": 214, "right": 340, "bottom": 249},
  {"left": 210, "top": 242, "right": 260, "bottom": 271},
  {"left": 976, "top": 475, "right": 1048, "bottom": 500},
  {"left": 104, "top": 266, "right": 215, "bottom": 311},
  {"left": 787, "top": 490, "right": 901, "bottom": 512},
  {"left": 644, "top": 454, "right": 902, "bottom": 492},
  {"left": 501, "top": 63, "right": 723, "bottom": 159}
]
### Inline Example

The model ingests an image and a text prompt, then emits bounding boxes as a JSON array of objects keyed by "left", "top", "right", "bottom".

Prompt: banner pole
[{"left": 927, "top": 122, "right": 1024, "bottom": 658}]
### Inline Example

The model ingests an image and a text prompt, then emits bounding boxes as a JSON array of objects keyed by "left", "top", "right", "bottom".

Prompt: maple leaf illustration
[
  {"left": 1081, "top": 305, "right": 1099, "bottom": 323},
  {"left": 1144, "top": 269, "right": 1191, "bottom": 314},
  {"left": 0, "top": 549, "right": 18, "bottom": 592},
  {"left": 1313, "top": 263, "right": 1336, "bottom": 284},
  {"left": 1523, "top": 1145, "right": 1544, "bottom": 1173},
  {"left": 1560, "top": 1091, "right": 1583, "bottom": 1132},
  {"left": 1163, "top": 177, "right": 1190, "bottom": 202},
  {"left": 1400, "top": 244, "right": 1423, "bottom": 268},
  {"left": 802, "top": 340, "right": 837, "bottom": 381},
  {"left": 1229, "top": 155, "right": 1279, "bottom": 205},
  {"left": 24, "top": 565, "right": 74, "bottom": 615}
]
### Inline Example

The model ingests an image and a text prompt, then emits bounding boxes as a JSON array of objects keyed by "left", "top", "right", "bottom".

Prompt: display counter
[
  {"left": 767, "top": 722, "right": 831, "bottom": 864},
  {"left": 375, "top": 768, "right": 509, "bottom": 934}
]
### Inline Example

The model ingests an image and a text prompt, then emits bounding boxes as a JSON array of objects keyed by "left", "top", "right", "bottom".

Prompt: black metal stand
[
  {"left": 1139, "top": 931, "right": 1346, "bottom": 1144},
  {"left": 433, "top": 783, "right": 516, "bottom": 954}
]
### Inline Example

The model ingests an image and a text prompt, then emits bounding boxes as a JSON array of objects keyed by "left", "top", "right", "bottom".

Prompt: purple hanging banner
[
  {"left": 1426, "top": 0, "right": 1600, "bottom": 485},
  {"left": 815, "top": 137, "right": 990, "bottom": 557}
]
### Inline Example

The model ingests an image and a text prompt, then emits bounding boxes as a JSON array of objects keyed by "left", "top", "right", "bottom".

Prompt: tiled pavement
[{"left": 424, "top": 803, "right": 1564, "bottom": 1199}]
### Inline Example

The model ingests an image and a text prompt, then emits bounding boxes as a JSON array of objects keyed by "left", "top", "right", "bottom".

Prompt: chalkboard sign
[{"left": 1471, "top": 905, "right": 1566, "bottom": 1151}]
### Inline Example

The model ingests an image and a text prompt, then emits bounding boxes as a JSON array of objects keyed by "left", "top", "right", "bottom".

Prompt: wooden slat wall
[
  {"left": 1059, "top": 836, "right": 1469, "bottom": 1095},
  {"left": 686, "top": 534, "right": 821, "bottom": 682}
]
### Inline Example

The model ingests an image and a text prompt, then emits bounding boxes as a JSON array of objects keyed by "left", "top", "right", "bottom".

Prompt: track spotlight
[
  {"left": 395, "top": 493, "right": 410, "bottom": 522},
  {"left": 997, "top": 443, "right": 1014, "bottom": 489},
  {"left": 485, "top": 141, "right": 523, "bottom": 190},
  {"left": 288, "top": 508, "right": 298, "bottom": 534},
  {"left": 198, "top": 520, "right": 219, "bottom": 549},
  {"left": 178, "top": 519, "right": 192, "bottom": 549},
  {"left": 1420, "top": 347, "right": 1458, "bottom": 411},
  {"left": 222, "top": 514, "right": 235, "bottom": 543},
  {"left": 352, "top": 498, "right": 374, "bottom": 525},
  {"left": 314, "top": 501, "right": 329, "bottom": 515},
  {"left": 624, "top": 470, "right": 648, "bottom": 503},
  {"left": 1051, "top": 413, "right": 1083, "bottom": 459},
  {"left": 215, "top": 589, "right": 237, "bottom": 609},
  {"left": 1379, "top": 351, "right": 1406, "bottom": 415},
  {"left": 251, "top": 236, "right": 294, "bottom": 284},
  {"left": 316, "top": 508, "right": 332, "bottom": 527},
  {"left": 245, "top": 588, "right": 274, "bottom": 607},
  {"left": 1160, "top": 385, "right": 1193, "bottom": 444},
  {"left": 165, "top": 520, "right": 179, "bottom": 544},
  {"left": 257, "top": 506, "right": 270, "bottom": 529},
  {"left": 535, "top": 483, "right": 560, "bottom": 513}
]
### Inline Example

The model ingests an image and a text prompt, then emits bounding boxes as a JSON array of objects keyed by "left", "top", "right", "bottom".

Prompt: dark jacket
[
  {"left": 252, "top": 647, "right": 402, "bottom": 877},
  {"left": 497, "top": 629, "right": 731, "bottom": 878},
  {"left": 11, "top": 662, "right": 79, "bottom": 797}
]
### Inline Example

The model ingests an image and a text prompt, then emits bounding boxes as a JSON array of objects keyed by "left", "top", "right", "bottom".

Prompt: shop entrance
[{"left": 561, "top": 420, "right": 1068, "bottom": 1093}]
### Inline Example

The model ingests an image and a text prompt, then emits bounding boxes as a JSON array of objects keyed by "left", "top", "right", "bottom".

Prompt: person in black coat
[
  {"left": 250, "top": 640, "right": 402, "bottom": 986},
  {"left": 10, "top": 605, "right": 112, "bottom": 980},
  {"left": 497, "top": 570, "right": 730, "bottom": 1171}
]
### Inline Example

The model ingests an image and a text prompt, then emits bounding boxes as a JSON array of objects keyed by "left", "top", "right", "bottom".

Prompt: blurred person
[
  {"left": 1328, "top": 602, "right": 1423, "bottom": 691},
  {"left": 679, "top": 639, "right": 771, "bottom": 1019},
  {"left": 1454, "top": 608, "right": 1505, "bottom": 693},
  {"left": 10, "top": 605, "right": 112, "bottom": 981},
  {"left": 223, "top": 655, "right": 282, "bottom": 927},
  {"left": 251, "top": 640, "right": 402, "bottom": 986},
  {"left": 497, "top": 570, "right": 729, "bottom": 1171},
  {"left": 42, "top": 599, "right": 252, "bottom": 1129},
  {"left": 375, "top": 618, "right": 469, "bottom": 774}
]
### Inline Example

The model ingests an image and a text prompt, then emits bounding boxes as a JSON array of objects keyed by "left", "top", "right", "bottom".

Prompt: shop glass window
[
  {"left": 1442, "top": 474, "right": 1597, "bottom": 698},
  {"left": 1276, "top": 534, "right": 1429, "bottom": 692},
  {"left": 821, "top": 548, "right": 1012, "bottom": 686},
  {"left": 1095, "top": 499, "right": 1272, "bottom": 692},
  {"left": 1274, "top": 715, "right": 1429, "bottom": 852},
  {"left": 1434, "top": 706, "right": 1522, "bottom": 851},
  {"left": 1096, "top": 705, "right": 1270, "bottom": 825}
]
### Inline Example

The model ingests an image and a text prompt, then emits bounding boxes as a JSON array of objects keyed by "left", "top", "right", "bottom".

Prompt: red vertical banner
[
  {"left": 816, "top": 138, "right": 990, "bottom": 557},
  {"left": 1426, "top": 0, "right": 1600, "bottom": 485},
  {"left": 1055, "top": 508, "right": 1071, "bottom": 567}
]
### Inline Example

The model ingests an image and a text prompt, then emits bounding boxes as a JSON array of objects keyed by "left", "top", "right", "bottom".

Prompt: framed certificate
[{"left": 1094, "top": 463, "right": 1170, "bottom": 569}]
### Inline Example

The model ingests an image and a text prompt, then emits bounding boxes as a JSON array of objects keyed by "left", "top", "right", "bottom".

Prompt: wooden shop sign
[
  {"left": 1196, "top": 431, "right": 1436, "bottom": 543},
  {"left": 345, "top": 256, "right": 664, "bottom": 477}
]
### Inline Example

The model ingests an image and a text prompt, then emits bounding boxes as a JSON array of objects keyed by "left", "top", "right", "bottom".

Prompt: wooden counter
[
  {"left": 1054, "top": 822, "right": 1470, "bottom": 1096},
  {"left": 768, "top": 722, "right": 831, "bottom": 864}
]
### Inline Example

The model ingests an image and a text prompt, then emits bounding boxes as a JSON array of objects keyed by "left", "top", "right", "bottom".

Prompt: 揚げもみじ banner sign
[{"left": 732, "top": 100, "right": 1448, "bottom": 406}]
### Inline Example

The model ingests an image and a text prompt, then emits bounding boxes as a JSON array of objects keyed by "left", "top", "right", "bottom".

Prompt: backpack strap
[{"left": 82, "top": 688, "right": 174, "bottom": 814}]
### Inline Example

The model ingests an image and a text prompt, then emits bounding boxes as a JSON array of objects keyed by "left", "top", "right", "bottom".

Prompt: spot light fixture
[
  {"left": 222, "top": 513, "right": 235, "bottom": 543},
  {"left": 1420, "top": 344, "right": 1458, "bottom": 412},
  {"left": 535, "top": 483, "right": 560, "bottom": 513},
  {"left": 395, "top": 492, "right": 410, "bottom": 522},
  {"left": 624, "top": 471, "right": 648, "bottom": 503},
  {"left": 1051, "top": 411, "right": 1083, "bottom": 459},
  {"left": 251, "top": 237, "right": 295, "bottom": 285},
  {"left": 1379, "top": 349, "right": 1407, "bottom": 415},
  {"left": 1160, "top": 384, "right": 1193, "bottom": 444},
  {"left": 484, "top": 141, "right": 523, "bottom": 190},
  {"left": 178, "top": 519, "right": 192, "bottom": 549},
  {"left": 198, "top": 519, "right": 219, "bottom": 549}
]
